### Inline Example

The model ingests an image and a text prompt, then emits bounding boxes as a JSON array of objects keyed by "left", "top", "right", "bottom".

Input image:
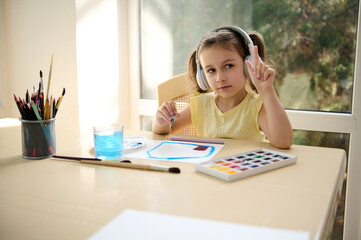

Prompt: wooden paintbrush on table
[{"left": 52, "top": 155, "right": 181, "bottom": 174}]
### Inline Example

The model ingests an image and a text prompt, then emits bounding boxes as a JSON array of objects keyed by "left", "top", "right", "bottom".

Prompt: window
[
  {"left": 134, "top": 1, "right": 361, "bottom": 239},
  {"left": 139, "top": 0, "right": 357, "bottom": 112}
]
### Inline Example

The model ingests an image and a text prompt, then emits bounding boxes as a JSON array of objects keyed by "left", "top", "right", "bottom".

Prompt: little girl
[{"left": 152, "top": 26, "right": 293, "bottom": 149}]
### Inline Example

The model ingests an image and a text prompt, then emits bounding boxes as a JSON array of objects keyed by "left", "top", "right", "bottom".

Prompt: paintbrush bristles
[
  {"left": 169, "top": 167, "right": 181, "bottom": 173},
  {"left": 45, "top": 54, "right": 53, "bottom": 100}
]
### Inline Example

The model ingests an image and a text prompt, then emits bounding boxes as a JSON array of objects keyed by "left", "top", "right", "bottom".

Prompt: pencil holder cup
[{"left": 20, "top": 118, "right": 56, "bottom": 159}]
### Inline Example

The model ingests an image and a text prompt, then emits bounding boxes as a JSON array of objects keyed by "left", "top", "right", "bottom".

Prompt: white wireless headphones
[{"left": 195, "top": 26, "right": 256, "bottom": 91}]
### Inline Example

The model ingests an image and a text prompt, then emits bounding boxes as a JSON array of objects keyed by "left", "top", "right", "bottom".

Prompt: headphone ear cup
[
  {"left": 196, "top": 64, "right": 209, "bottom": 90},
  {"left": 244, "top": 55, "right": 251, "bottom": 78},
  {"left": 200, "top": 70, "right": 209, "bottom": 89},
  {"left": 244, "top": 55, "right": 263, "bottom": 78}
]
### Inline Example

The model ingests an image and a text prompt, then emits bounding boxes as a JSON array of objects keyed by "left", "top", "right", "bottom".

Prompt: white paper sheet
[
  {"left": 89, "top": 209, "right": 310, "bottom": 240},
  {"left": 123, "top": 140, "right": 224, "bottom": 164}
]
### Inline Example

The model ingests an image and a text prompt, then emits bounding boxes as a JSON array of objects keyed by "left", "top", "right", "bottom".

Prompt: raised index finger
[{"left": 253, "top": 45, "right": 260, "bottom": 66}]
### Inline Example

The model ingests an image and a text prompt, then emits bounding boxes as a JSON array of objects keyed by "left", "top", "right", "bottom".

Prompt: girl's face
[{"left": 199, "top": 45, "right": 247, "bottom": 100}]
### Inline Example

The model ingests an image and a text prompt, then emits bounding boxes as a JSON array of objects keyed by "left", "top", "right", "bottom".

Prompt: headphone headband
[{"left": 195, "top": 26, "right": 255, "bottom": 91}]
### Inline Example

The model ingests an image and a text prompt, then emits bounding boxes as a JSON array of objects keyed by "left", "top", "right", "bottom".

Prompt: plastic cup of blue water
[{"left": 93, "top": 124, "right": 123, "bottom": 160}]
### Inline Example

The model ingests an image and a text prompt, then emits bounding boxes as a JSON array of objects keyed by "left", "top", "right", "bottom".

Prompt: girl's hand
[
  {"left": 245, "top": 46, "right": 276, "bottom": 93},
  {"left": 155, "top": 101, "right": 178, "bottom": 127}
]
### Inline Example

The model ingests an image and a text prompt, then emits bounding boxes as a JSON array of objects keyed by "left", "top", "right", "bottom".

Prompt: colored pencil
[
  {"left": 25, "top": 89, "right": 29, "bottom": 103},
  {"left": 44, "top": 97, "right": 50, "bottom": 119},
  {"left": 14, "top": 94, "right": 26, "bottom": 119},
  {"left": 31, "top": 100, "right": 42, "bottom": 121}
]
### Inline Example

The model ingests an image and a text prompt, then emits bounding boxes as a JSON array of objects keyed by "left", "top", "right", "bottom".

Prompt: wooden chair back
[{"left": 157, "top": 73, "right": 196, "bottom": 136}]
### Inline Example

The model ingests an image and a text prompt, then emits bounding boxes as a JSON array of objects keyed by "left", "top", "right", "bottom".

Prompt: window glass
[
  {"left": 294, "top": 130, "right": 349, "bottom": 155},
  {"left": 140, "top": 0, "right": 358, "bottom": 113}
]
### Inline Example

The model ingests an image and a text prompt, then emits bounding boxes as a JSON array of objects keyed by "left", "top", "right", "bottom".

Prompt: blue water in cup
[{"left": 94, "top": 129, "right": 123, "bottom": 160}]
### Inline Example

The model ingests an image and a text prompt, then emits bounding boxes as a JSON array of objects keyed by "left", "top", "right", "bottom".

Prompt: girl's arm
[
  {"left": 246, "top": 46, "right": 293, "bottom": 148},
  {"left": 152, "top": 102, "right": 192, "bottom": 134},
  {"left": 257, "top": 90, "right": 293, "bottom": 149}
]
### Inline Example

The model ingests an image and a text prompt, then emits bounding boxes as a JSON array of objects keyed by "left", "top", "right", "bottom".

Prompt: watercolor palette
[{"left": 195, "top": 148, "right": 297, "bottom": 182}]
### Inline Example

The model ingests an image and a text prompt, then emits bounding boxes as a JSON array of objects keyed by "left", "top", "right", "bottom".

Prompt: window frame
[{"left": 128, "top": 1, "right": 361, "bottom": 238}]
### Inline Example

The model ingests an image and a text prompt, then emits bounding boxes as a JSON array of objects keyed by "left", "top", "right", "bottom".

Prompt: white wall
[
  {"left": 1, "top": 0, "right": 80, "bottom": 132},
  {"left": 0, "top": 0, "right": 10, "bottom": 116}
]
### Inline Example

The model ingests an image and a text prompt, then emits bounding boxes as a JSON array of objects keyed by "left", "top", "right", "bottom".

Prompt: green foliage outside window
[
  {"left": 252, "top": 0, "right": 358, "bottom": 112},
  {"left": 160, "top": 0, "right": 358, "bottom": 112}
]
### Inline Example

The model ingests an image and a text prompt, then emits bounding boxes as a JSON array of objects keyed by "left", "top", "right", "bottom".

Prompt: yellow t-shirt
[{"left": 190, "top": 92, "right": 265, "bottom": 141}]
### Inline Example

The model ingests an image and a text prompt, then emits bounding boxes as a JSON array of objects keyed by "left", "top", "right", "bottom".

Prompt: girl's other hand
[
  {"left": 245, "top": 46, "right": 276, "bottom": 93},
  {"left": 155, "top": 101, "right": 178, "bottom": 126}
]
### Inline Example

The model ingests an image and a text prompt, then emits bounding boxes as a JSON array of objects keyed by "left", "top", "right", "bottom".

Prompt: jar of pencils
[{"left": 20, "top": 118, "right": 56, "bottom": 159}]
